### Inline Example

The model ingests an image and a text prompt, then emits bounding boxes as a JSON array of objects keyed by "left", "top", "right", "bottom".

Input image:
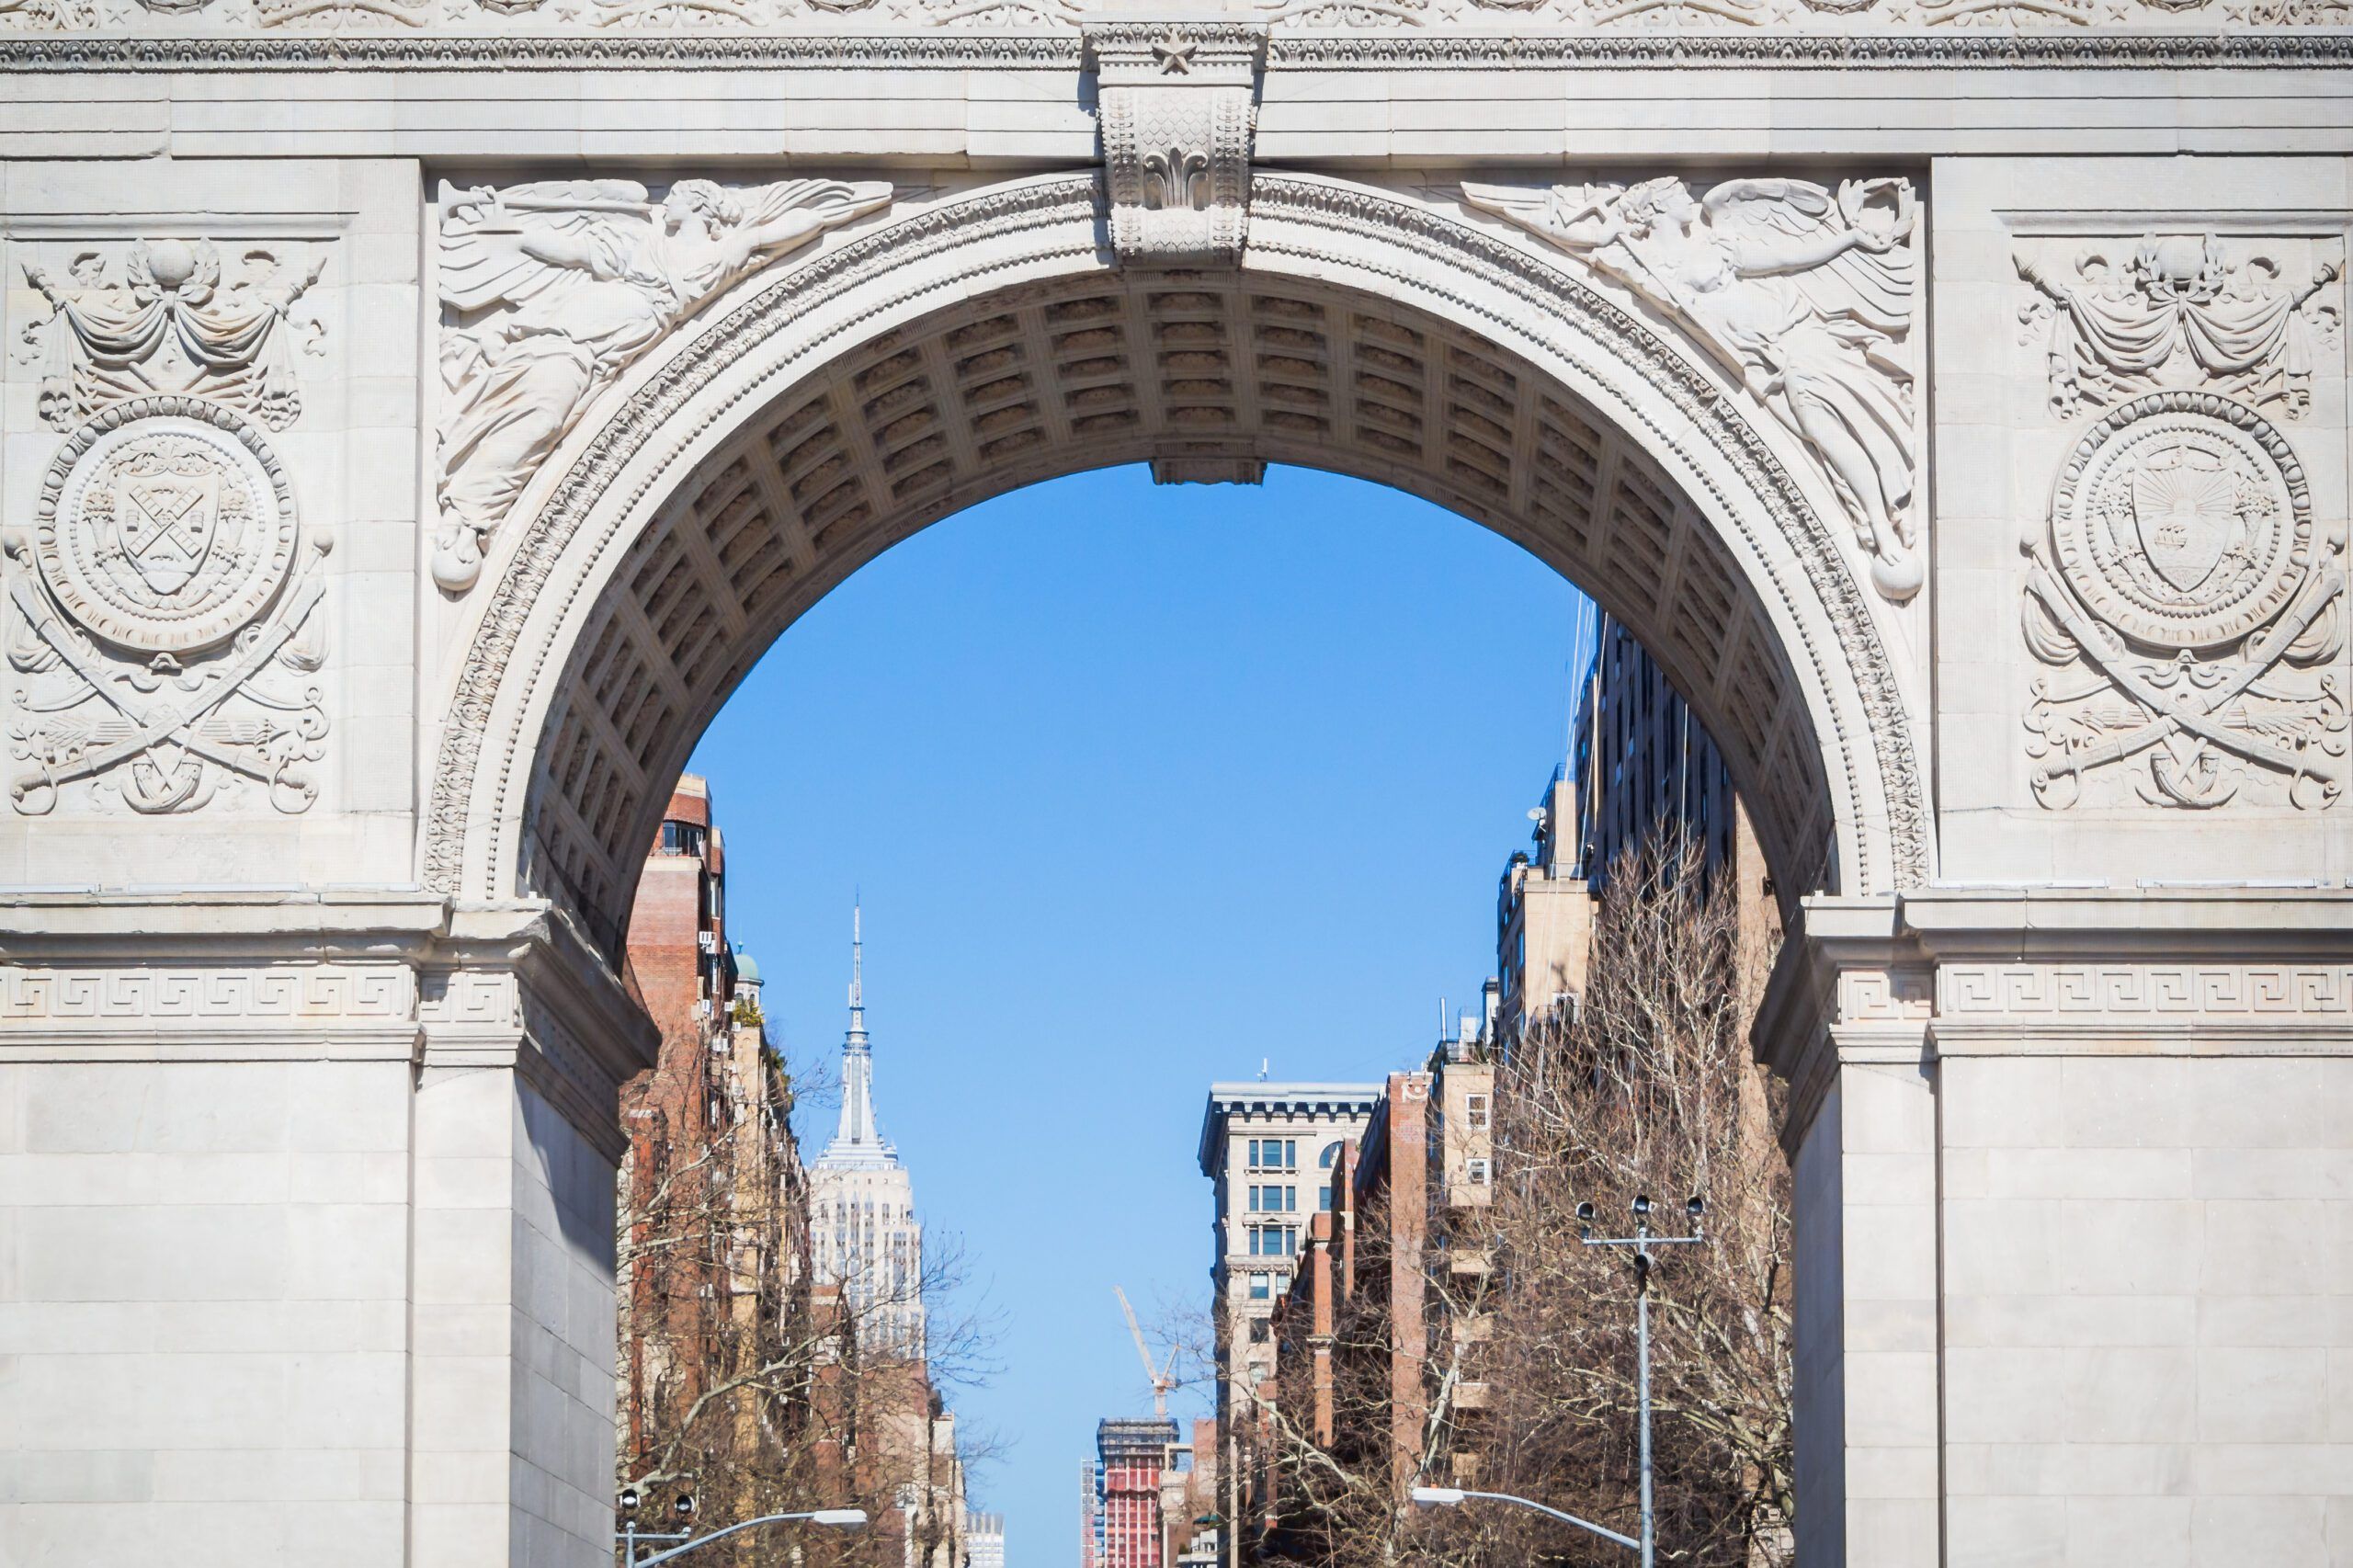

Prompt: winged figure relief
[
  {"left": 1461, "top": 176, "right": 1924, "bottom": 601},
  {"left": 433, "top": 176, "right": 893, "bottom": 593}
]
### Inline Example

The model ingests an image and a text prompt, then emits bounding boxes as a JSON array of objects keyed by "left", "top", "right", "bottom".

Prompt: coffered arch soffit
[{"left": 422, "top": 173, "right": 1929, "bottom": 954}]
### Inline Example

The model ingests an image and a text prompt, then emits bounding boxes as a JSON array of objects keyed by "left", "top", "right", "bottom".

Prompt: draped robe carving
[
  {"left": 1462, "top": 175, "right": 1924, "bottom": 600},
  {"left": 434, "top": 176, "right": 893, "bottom": 593}
]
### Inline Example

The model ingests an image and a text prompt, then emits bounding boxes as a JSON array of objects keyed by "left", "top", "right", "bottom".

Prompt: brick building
[
  {"left": 1248, "top": 1033, "right": 1496, "bottom": 1555},
  {"left": 616, "top": 774, "right": 814, "bottom": 1518},
  {"left": 1097, "top": 1417, "right": 1181, "bottom": 1568}
]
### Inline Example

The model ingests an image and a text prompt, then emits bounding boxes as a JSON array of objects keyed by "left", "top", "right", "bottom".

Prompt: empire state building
[{"left": 811, "top": 906, "right": 926, "bottom": 1359}]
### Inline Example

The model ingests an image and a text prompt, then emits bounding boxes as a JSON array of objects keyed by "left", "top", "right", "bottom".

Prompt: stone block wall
[
  {"left": 1940, "top": 1051, "right": 2353, "bottom": 1566},
  {"left": 0, "top": 1057, "right": 414, "bottom": 1567}
]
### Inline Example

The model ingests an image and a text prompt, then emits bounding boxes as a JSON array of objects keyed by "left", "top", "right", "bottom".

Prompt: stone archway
[
  {"left": 10, "top": 23, "right": 2350, "bottom": 1568},
  {"left": 422, "top": 172, "right": 1928, "bottom": 960}
]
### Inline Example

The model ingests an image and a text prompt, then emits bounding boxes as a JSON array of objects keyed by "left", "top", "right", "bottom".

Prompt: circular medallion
[
  {"left": 32, "top": 396, "right": 298, "bottom": 656},
  {"left": 2050, "top": 391, "right": 2309, "bottom": 652}
]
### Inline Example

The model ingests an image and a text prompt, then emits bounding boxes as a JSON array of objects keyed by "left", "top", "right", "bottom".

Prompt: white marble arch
[
  {"left": 6, "top": 72, "right": 2352, "bottom": 1564},
  {"left": 400, "top": 171, "right": 1941, "bottom": 1568},
  {"left": 424, "top": 171, "right": 1929, "bottom": 955}
]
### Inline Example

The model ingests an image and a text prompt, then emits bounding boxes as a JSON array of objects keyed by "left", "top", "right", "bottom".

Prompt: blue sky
[{"left": 687, "top": 463, "right": 1589, "bottom": 1563}]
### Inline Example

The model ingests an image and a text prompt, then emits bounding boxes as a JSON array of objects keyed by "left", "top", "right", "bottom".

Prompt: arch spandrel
[{"left": 421, "top": 174, "right": 1930, "bottom": 952}]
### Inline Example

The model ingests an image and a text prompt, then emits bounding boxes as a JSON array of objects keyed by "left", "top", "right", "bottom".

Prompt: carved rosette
[
  {"left": 2022, "top": 392, "right": 2346, "bottom": 811},
  {"left": 4, "top": 396, "right": 331, "bottom": 816},
  {"left": 1086, "top": 21, "right": 1263, "bottom": 267}
]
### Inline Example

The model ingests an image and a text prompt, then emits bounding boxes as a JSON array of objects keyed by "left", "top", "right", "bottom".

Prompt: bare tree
[
  {"left": 616, "top": 1011, "right": 1001, "bottom": 1568},
  {"left": 1453, "top": 835, "right": 1790, "bottom": 1567},
  {"left": 1246, "top": 834, "right": 1790, "bottom": 1568}
]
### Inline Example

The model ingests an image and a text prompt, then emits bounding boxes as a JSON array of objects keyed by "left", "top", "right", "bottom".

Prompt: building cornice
[
  {"left": 1757, "top": 890, "right": 2353, "bottom": 1153},
  {"left": 1198, "top": 1083, "right": 1383, "bottom": 1175},
  {"left": 2, "top": 29, "right": 2349, "bottom": 74}
]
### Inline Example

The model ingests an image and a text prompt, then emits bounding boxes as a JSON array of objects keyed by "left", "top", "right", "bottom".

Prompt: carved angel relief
[
  {"left": 2022, "top": 393, "right": 2345, "bottom": 811},
  {"left": 17, "top": 239, "right": 326, "bottom": 432},
  {"left": 433, "top": 176, "right": 893, "bottom": 593},
  {"left": 1463, "top": 176, "right": 1924, "bottom": 600},
  {"left": 5, "top": 397, "right": 331, "bottom": 816},
  {"left": 2017, "top": 233, "right": 2342, "bottom": 420}
]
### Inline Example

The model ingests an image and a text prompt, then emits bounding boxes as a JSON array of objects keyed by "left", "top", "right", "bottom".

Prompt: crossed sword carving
[
  {"left": 7, "top": 564, "right": 322, "bottom": 811},
  {"left": 2025, "top": 546, "right": 2346, "bottom": 804}
]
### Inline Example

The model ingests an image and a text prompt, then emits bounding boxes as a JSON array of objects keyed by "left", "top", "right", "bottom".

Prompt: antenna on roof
[{"left": 1258, "top": 1057, "right": 1269, "bottom": 1082}]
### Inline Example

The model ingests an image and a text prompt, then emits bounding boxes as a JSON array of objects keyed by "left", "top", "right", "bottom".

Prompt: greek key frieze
[
  {"left": 0, "top": 963, "right": 415, "bottom": 1021},
  {"left": 419, "top": 968, "right": 523, "bottom": 1027},
  {"left": 1938, "top": 963, "right": 2353, "bottom": 1017},
  {"left": 1837, "top": 967, "right": 1936, "bottom": 1023}
]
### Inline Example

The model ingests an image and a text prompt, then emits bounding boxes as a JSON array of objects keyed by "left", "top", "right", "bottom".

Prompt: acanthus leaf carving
[
  {"left": 2016, "top": 233, "right": 2343, "bottom": 420},
  {"left": 252, "top": 0, "right": 433, "bottom": 25},
  {"left": 432, "top": 176, "right": 894, "bottom": 594},
  {"left": 6, "top": 395, "right": 331, "bottom": 817},
  {"left": 17, "top": 239, "right": 325, "bottom": 431},
  {"left": 1462, "top": 175, "right": 1925, "bottom": 600},
  {"left": 2021, "top": 391, "right": 2346, "bottom": 811},
  {"left": 0, "top": 0, "right": 95, "bottom": 26},
  {"left": 1087, "top": 21, "right": 1262, "bottom": 268}
]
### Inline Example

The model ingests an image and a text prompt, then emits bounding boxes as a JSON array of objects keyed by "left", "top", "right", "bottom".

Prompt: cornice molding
[{"left": 2, "top": 28, "right": 2349, "bottom": 74}]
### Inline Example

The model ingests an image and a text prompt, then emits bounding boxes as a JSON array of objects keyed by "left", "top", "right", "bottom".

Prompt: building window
[
  {"left": 1286, "top": 1228, "right": 1299, "bottom": 1256},
  {"left": 1318, "top": 1142, "right": 1342, "bottom": 1169},
  {"left": 1465, "top": 1094, "right": 1490, "bottom": 1131},
  {"left": 1249, "top": 1319, "right": 1271, "bottom": 1344},
  {"left": 1467, "top": 1158, "right": 1492, "bottom": 1186},
  {"left": 1248, "top": 1274, "right": 1269, "bottom": 1301},
  {"left": 1247, "top": 1138, "right": 1298, "bottom": 1172},
  {"left": 1318, "top": 1187, "right": 1333, "bottom": 1212}
]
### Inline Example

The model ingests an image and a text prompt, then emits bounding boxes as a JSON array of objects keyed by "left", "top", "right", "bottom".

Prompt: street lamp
[
  {"left": 1579, "top": 1192, "right": 1705, "bottom": 1568},
  {"left": 1409, "top": 1486, "right": 1638, "bottom": 1551},
  {"left": 616, "top": 1491, "right": 867, "bottom": 1566},
  {"left": 1412, "top": 1194, "right": 1705, "bottom": 1566}
]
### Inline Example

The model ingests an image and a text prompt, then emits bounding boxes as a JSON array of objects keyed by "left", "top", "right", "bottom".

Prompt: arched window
[{"left": 1319, "top": 1142, "right": 1343, "bottom": 1169}]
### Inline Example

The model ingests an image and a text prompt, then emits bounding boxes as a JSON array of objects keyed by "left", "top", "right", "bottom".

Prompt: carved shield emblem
[
  {"left": 110, "top": 470, "right": 222, "bottom": 597},
  {"left": 37, "top": 405, "right": 299, "bottom": 656},
  {"left": 2130, "top": 452, "right": 2237, "bottom": 597}
]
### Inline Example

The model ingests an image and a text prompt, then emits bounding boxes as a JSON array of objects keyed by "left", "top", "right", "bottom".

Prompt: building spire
[
  {"left": 847, "top": 899, "right": 867, "bottom": 1046},
  {"left": 823, "top": 899, "right": 895, "bottom": 1166}
]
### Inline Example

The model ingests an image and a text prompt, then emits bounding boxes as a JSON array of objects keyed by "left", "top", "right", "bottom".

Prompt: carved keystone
[{"left": 1086, "top": 19, "right": 1264, "bottom": 267}]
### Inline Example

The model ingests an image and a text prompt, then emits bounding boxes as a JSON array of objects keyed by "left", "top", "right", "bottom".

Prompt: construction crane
[{"left": 1114, "top": 1285, "right": 1178, "bottom": 1420}]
